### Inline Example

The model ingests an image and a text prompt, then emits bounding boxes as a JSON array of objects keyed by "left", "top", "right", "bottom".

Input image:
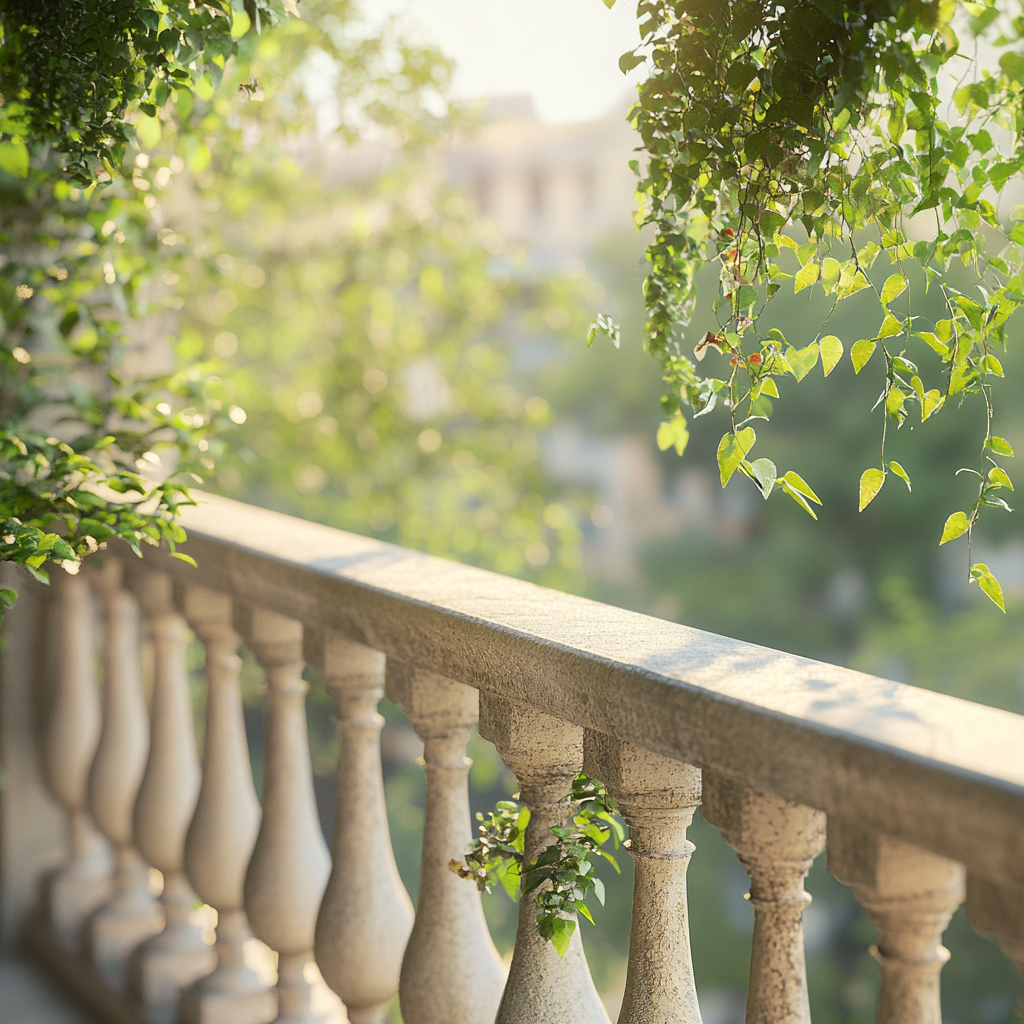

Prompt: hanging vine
[{"left": 594, "top": 0, "right": 1024, "bottom": 609}]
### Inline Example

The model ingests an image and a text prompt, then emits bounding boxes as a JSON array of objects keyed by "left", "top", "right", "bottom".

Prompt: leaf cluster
[
  {"left": 615, "top": 0, "right": 1024, "bottom": 609},
  {"left": 0, "top": 0, "right": 290, "bottom": 183},
  {"left": 450, "top": 774, "right": 624, "bottom": 957}
]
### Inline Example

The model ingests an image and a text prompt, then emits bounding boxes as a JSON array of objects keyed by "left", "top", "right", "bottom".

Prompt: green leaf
[
  {"left": 988, "top": 467, "right": 1014, "bottom": 491},
  {"left": 784, "top": 343, "right": 817, "bottom": 382},
  {"left": 619, "top": 51, "right": 646, "bottom": 73},
  {"left": 760, "top": 377, "right": 780, "bottom": 398},
  {"left": 656, "top": 413, "right": 690, "bottom": 456},
  {"left": 888, "top": 461, "right": 911, "bottom": 491},
  {"left": 820, "top": 257, "right": 841, "bottom": 294},
  {"left": 877, "top": 313, "right": 904, "bottom": 338},
  {"left": 880, "top": 273, "right": 907, "bottom": 305},
  {"left": 592, "top": 876, "right": 606, "bottom": 905},
  {"left": 779, "top": 479, "right": 818, "bottom": 519},
  {"left": 717, "top": 428, "right": 756, "bottom": 487},
  {"left": 986, "top": 436, "right": 1015, "bottom": 457},
  {"left": 970, "top": 563, "right": 1006, "bottom": 612},
  {"left": 940, "top": 511, "right": 969, "bottom": 544},
  {"left": 0, "top": 588, "right": 17, "bottom": 609},
  {"left": 819, "top": 335, "right": 843, "bottom": 377},
  {"left": 577, "top": 902, "right": 596, "bottom": 926},
  {"left": 0, "top": 141, "right": 29, "bottom": 178},
  {"left": 170, "top": 551, "right": 198, "bottom": 567},
  {"left": 549, "top": 916, "right": 576, "bottom": 957},
  {"left": 859, "top": 468, "right": 885, "bottom": 511},
  {"left": 851, "top": 339, "right": 877, "bottom": 374},
  {"left": 981, "top": 354, "right": 1004, "bottom": 376},
  {"left": 916, "top": 331, "right": 949, "bottom": 358},
  {"left": 749, "top": 458, "right": 777, "bottom": 499},
  {"left": 794, "top": 261, "right": 819, "bottom": 293},
  {"left": 781, "top": 470, "right": 822, "bottom": 506},
  {"left": 499, "top": 860, "right": 521, "bottom": 900},
  {"left": 922, "top": 389, "right": 943, "bottom": 421}
]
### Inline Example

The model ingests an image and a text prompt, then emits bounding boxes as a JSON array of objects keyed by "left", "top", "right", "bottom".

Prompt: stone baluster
[
  {"left": 125, "top": 567, "right": 215, "bottom": 1022},
  {"left": 829, "top": 822, "right": 964, "bottom": 1024},
  {"left": 307, "top": 634, "right": 414, "bottom": 1024},
  {"left": 241, "top": 608, "right": 331, "bottom": 1024},
  {"left": 40, "top": 570, "right": 112, "bottom": 949},
  {"left": 701, "top": 773, "right": 825, "bottom": 1024},
  {"left": 966, "top": 876, "right": 1024, "bottom": 975},
  {"left": 85, "top": 558, "right": 160, "bottom": 989},
  {"left": 180, "top": 584, "right": 273, "bottom": 1024},
  {"left": 387, "top": 663, "right": 504, "bottom": 1024},
  {"left": 478, "top": 693, "right": 610, "bottom": 1024},
  {"left": 584, "top": 732, "right": 702, "bottom": 1024}
]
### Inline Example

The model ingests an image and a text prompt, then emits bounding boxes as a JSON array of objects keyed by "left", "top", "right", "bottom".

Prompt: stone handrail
[{"left": 9, "top": 490, "right": 1024, "bottom": 1024}]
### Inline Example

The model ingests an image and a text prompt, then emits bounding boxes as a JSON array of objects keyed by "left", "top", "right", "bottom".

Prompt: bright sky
[{"left": 369, "top": 0, "right": 643, "bottom": 125}]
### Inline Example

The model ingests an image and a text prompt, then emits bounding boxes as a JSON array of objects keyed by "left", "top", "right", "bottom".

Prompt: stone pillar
[
  {"left": 85, "top": 558, "right": 160, "bottom": 989},
  {"left": 829, "top": 823, "right": 964, "bottom": 1024},
  {"left": 966, "top": 876, "right": 1024, "bottom": 975},
  {"left": 701, "top": 773, "right": 825, "bottom": 1024},
  {"left": 584, "top": 732, "right": 702, "bottom": 1024},
  {"left": 180, "top": 584, "right": 273, "bottom": 1024},
  {"left": 126, "top": 568, "right": 215, "bottom": 1022},
  {"left": 387, "top": 664, "right": 504, "bottom": 1024},
  {"left": 309, "top": 634, "right": 414, "bottom": 1024},
  {"left": 478, "top": 693, "right": 610, "bottom": 1024},
  {"left": 40, "top": 571, "right": 111, "bottom": 949},
  {"left": 241, "top": 608, "right": 331, "bottom": 1024}
]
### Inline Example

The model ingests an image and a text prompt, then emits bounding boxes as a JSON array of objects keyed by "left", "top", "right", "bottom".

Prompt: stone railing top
[{"left": 134, "top": 493, "right": 1024, "bottom": 887}]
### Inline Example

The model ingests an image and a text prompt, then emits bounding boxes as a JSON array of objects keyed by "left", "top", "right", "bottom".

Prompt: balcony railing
[{"left": 2, "top": 491, "right": 1023, "bottom": 1024}]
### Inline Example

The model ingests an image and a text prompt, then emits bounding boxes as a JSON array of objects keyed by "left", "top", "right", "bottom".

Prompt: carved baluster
[
  {"left": 306, "top": 634, "right": 413, "bottom": 1024},
  {"left": 966, "top": 876, "right": 1024, "bottom": 975},
  {"left": 387, "top": 663, "right": 504, "bottom": 1024},
  {"left": 180, "top": 584, "right": 274, "bottom": 1024},
  {"left": 701, "top": 773, "right": 825, "bottom": 1024},
  {"left": 479, "top": 693, "right": 610, "bottom": 1024},
  {"left": 125, "top": 567, "right": 215, "bottom": 1021},
  {"left": 584, "top": 732, "right": 702, "bottom": 1024},
  {"left": 828, "top": 822, "right": 964, "bottom": 1024},
  {"left": 86, "top": 558, "right": 160, "bottom": 989},
  {"left": 40, "top": 570, "right": 112, "bottom": 949},
  {"left": 241, "top": 608, "right": 331, "bottom": 1024}
]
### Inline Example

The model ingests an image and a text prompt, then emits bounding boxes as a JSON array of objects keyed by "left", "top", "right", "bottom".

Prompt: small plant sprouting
[{"left": 450, "top": 773, "right": 625, "bottom": 957}]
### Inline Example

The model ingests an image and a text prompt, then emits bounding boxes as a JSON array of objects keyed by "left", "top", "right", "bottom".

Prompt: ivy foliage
[
  {"left": 451, "top": 774, "right": 624, "bottom": 957},
  {"left": 0, "top": 0, "right": 291, "bottom": 182},
  {"left": 601, "top": 0, "right": 1024, "bottom": 609}
]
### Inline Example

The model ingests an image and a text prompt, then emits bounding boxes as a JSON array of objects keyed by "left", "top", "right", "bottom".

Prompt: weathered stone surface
[
  {"left": 131, "top": 494, "right": 1024, "bottom": 889},
  {"left": 388, "top": 663, "right": 504, "bottom": 1024},
  {"left": 829, "top": 822, "right": 964, "bottom": 1024}
]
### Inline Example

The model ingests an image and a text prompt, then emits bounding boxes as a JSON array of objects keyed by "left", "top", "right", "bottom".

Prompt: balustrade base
[
  {"left": 42, "top": 863, "right": 113, "bottom": 952},
  {"left": 128, "top": 929, "right": 219, "bottom": 1024},
  {"left": 85, "top": 893, "right": 163, "bottom": 990},
  {"left": 179, "top": 968, "right": 278, "bottom": 1024},
  {"left": 21, "top": 913, "right": 148, "bottom": 1024}
]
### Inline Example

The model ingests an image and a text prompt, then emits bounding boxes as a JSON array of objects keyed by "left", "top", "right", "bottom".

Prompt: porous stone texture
[
  {"left": 829, "top": 822, "right": 964, "bottom": 1024},
  {"left": 584, "top": 731, "right": 702, "bottom": 1024},
  {"left": 702, "top": 773, "right": 824, "bottom": 1024},
  {"left": 479, "top": 693, "right": 609, "bottom": 1024},
  {"left": 388, "top": 663, "right": 505, "bottom": 1024},
  {"left": 309, "top": 633, "right": 413, "bottom": 1024}
]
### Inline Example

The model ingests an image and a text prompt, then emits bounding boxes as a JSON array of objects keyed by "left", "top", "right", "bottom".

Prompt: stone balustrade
[{"left": 1, "top": 491, "right": 1023, "bottom": 1024}]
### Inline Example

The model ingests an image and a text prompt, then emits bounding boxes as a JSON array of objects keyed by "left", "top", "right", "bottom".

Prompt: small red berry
[
  {"left": 730, "top": 355, "right": 739, "bottom": 366},
  {"left": 724, "top": 228, "right": 735, "bottom": 237},
  {"left": 749, "top": 352, "right": 762, "bottom": 365}
]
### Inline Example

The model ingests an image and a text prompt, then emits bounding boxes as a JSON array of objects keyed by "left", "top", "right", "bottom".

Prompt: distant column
[
  {"left": 85, "top": 558, "right": 160, "bottom": 990},
  {"left": 241, "top": 608, "right": 331, "bottom": 1024},
  {"left": 388, "top": 663, "right": 504, "bottom": 1024},
  {"left": 127, "top": 568, "right": 214, "bottom": 1023},
  {"left": 180, "top": 584, "right": 273, "bottom": 1024},
  {"left": 702, "top": 773, "right": 825, "bottom": 1024},
  {"left": 479, "top": 693, "right": 610, "bottom": 1024},
  {"left": 40, "top": 571, "right": 111, "bottom": 949},
  {"left": 584, "top": 732, "right": 702, "bottom": 1024}
]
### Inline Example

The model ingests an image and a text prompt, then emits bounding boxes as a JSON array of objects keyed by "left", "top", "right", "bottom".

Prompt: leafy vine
[
  {"left": 595, "top": 0, "right": 1024, "bottom": 609},
  {"left": 450, "top": 773, "right": 624, "bottom": 956}
]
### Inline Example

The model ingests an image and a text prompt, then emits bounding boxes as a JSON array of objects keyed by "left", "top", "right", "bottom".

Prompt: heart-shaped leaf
[
  {"left": 888, "top": 461, "right": 911, "bottom": 491},
  {"left": 939, "top": 511, "right": 968, "bottom": 544},
  {"left": 820, "top": 335, "right": 843, "bottom": 376},
  {"left": 859, "top": 467, "right": 885, "bottom": 511},
  {"left": 717, "top": 428, "right": 756, "bottom": 486},
  {"left": 786, "top": 343, "right": 819, "bottom": 382},
  {"left": 970, "top": 563, "right": 1006, "bottom": 612},
  {"left": 749, "top": 457, "right": 777, "bottom": 499},
  {"left": 880, "top": 272, "right": 907, "bottom": 305},
  {"left": 851, "top": 339, "right": 876, "bottom": 374}
]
